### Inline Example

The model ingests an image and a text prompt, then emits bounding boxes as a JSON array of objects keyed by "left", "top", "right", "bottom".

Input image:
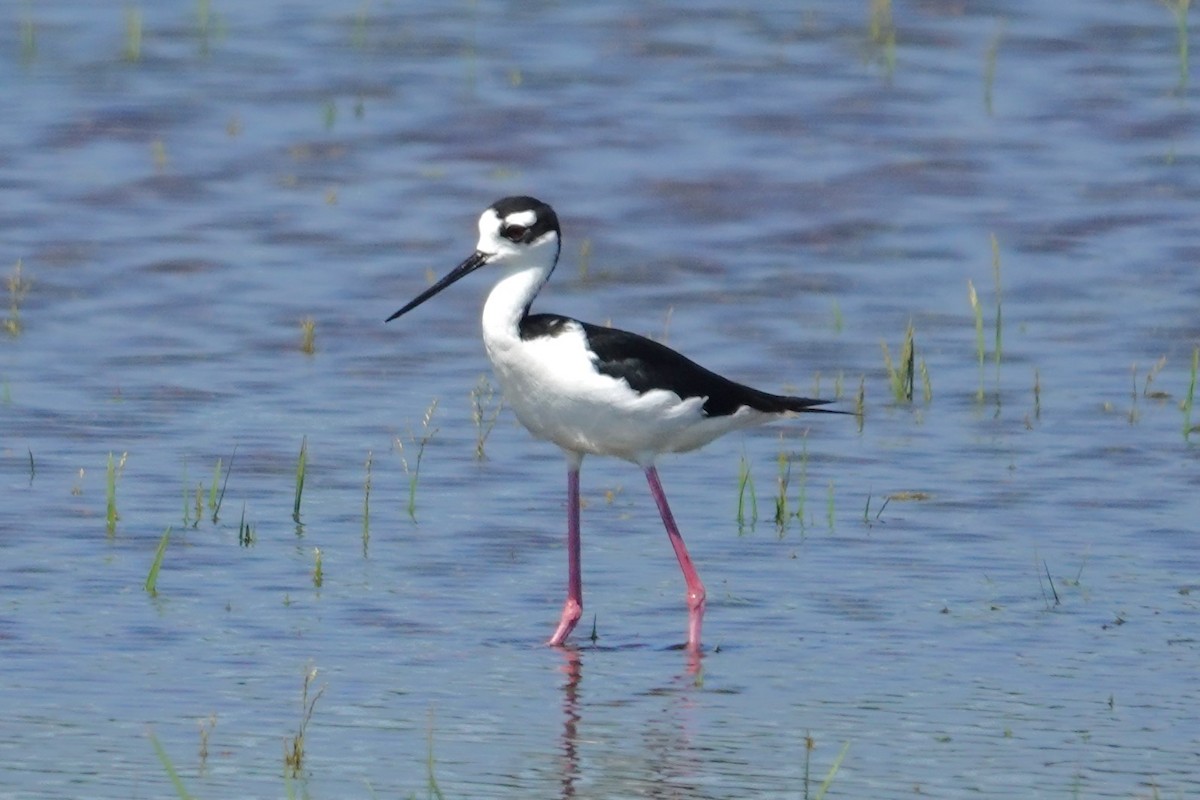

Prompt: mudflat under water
[{"left": 2, "top": 2, "right": 1198, "bottom": 798}]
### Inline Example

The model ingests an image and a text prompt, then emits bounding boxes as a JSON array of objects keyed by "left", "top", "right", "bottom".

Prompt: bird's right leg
[{"left": 548, "top": 453, "right": 584, "bottom": 646}]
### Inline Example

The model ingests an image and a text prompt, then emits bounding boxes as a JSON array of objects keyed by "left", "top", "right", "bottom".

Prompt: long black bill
[{"left": 385, "top": 251, "right": 491, "bottom": 322}]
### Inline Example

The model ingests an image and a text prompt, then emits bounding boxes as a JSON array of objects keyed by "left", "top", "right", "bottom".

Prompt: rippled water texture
[{"left": 2, "top": 2, "right": 1198, "bottom": 798}]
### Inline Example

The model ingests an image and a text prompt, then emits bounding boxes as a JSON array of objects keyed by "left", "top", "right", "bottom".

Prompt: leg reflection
[{"left": 556, "top": 646, "right": 583, "bottom": 799}]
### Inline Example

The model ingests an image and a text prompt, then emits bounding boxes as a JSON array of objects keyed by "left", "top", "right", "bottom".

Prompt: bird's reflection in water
[
  {"left": 552, "top": 645, "right": 709, "bottom": 800},
  {"left": 555, "top": 647, "right": 583, "bottom": 799}
]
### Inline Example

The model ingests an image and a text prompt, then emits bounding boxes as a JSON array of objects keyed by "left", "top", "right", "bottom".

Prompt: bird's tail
[{"left": 756, "top": 394, "right": 855, "bottom": 415}]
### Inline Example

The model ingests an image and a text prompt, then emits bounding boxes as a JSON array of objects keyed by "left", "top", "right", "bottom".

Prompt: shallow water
[{"left": 2, "top": 2, "right": 1199, "bottom": 798}]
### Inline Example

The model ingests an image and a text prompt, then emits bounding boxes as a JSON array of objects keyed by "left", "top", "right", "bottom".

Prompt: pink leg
[
  {"left": 644, "top": 466, "right": 706, "bottom": 651},
  {"left": 548, "top": 460, "right": 583, "bottom": 646}
]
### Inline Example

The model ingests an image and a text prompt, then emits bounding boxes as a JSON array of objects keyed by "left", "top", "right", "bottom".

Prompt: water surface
[{"left": 2, "top": 2, "right": 1198, "bottom": 798}]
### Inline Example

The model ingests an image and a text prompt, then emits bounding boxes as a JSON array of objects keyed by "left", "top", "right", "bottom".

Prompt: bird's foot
[{"left": 547, "top": 597, "right": 582, "bottom": 646}]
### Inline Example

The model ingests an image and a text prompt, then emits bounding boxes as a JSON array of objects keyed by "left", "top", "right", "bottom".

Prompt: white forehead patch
[{"left": 478, "top": 208, "right": 501, "bottom": 233}]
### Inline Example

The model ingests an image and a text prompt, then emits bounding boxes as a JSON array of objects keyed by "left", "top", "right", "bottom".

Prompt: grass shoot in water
[
  {"left": 1033, "top": 368, "right": 1042, "bottom": 420},
  {"left": 150, "top": 732, "right": 196, "bottom": 800},
  {"left": 208, "top": 449, "right": 235, "bottom": 523},
  {"left": 207, "top": 460, "right": 223, "bottom": 516},
  {"left": 425, "top": 709, "right": 447, "bottom": 800},
  {"left": 362, "top": 449, "right": 373, "bottom": 553},
  {"left": 300, "top": 316, "right": 316, "bottom": 355},
  {"left": 181, "top": 461, "right": 192, "bottom": 528},
  {"left": 735, "top": 453, "right": 758, "bottom": 529},
  {"left": 193, "top": 484, "right": 204, "bottom": 527},
  {"left": 1128, "top": 363, "right": 1141, "bottom": 424},
  {"left": 991, "top": 233, "right": 1003, "bottom": 400},
  {"left": 238, "top": 502, "right": 255, "bottom": 547},
  {"left": 1142, "top": 355, "right": 1168, "bottom": 399},
  {"left": 284, "top": 665, "right": 325, "bottom": 777},
  {"left": 105, "top": 451, "right": 128, "bottom": 536},
  {"left": 293, "top": 436, "right": 308, "bottom": 524},
  {"left": 1184, "top": 345, "right": 1198, "bottom": 439},
  {"left": 795, "top": 437, "right": 810, "bottom": 531},
  {"left": 773, "top": 449, "right": 791, "bottom": 531},
  {"left": 144, "top": 527, "right": 171, "bottom": 596},
  {"left": 826, "top": 481, "right": 836, "bottom": 531},
  {"left": 470, "top": 374, "right": 502, "bottom": 460},
  {"left": 861, "top": 493, "right": 886, "bottom": 526},
  {"left": 397, "top": 398, "right": 440, "bottom": 521},
  {"left": 867, "top": 0, "right": 896, "bottom": 77},
  {"left": 124, "top": 6, "right": 142, "bottom": 62},
  {"left": 803, "top": 733, "right": 851, "bottom": 800},
  {"left": 881, "top": 321, "right": 915, "bottom": 403},
  {"left": 968, "top": 279, "right": 986, "bottom": 402},
  {"left": 198, "top": 714, "right": 216, "bottom": 773},
  {"left": 350, "top": 0, "right": 369, "bottom": 49},
  {"left": 4, "top": 259, "right": 28, "bottom": 337},
  {"left": 983, "top": 21, "right": 1004, "bottom": 116},
  {"left": 1165, "top": 0, "right": 1191, "bottom": 94}
]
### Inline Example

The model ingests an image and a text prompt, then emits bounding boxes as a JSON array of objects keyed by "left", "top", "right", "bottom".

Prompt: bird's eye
[{"left": 501, "top": 224, "right": 528, "bottom": 242}]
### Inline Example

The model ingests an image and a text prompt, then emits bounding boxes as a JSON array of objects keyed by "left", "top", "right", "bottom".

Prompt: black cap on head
[{"left": 490, "top": 196, "right": 559, "bottom": 242}]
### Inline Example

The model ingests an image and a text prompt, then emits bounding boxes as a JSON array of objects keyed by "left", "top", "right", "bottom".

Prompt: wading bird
[{"left": 388, "top": 196, "right": 844, "bottom": 651}]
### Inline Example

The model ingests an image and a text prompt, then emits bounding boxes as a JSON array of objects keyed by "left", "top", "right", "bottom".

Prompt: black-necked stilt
[{"left": 388, "top": 196, "right": 845, "bottom": 652}]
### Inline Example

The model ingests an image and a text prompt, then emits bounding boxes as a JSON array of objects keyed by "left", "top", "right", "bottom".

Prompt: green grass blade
[
  {"left": 106, "top": 452, "right": 118, "bottom": 535},
  {"left": 149, "top": 732, "right": 195, "bottom": 800},
  {"left": 1184, "top": 345, "right": 1198, "bottom": 439},
  {"left": 293, "top": 436, "right": 308, "bottom": 524},
  {"left": 991, "top": 233, "right": 1003, "bottom": 391},
  {"left": 212, "top": 446, "right": 236, "bottom": 523},
  {"left": 145, "top": 527, "right": 171, "bottom": 596},
  {"left": 812, "top": 740, "right": 851, "bottom": 800}
]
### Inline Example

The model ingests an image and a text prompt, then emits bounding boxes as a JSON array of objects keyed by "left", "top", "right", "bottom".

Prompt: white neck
[{"left": 482, "top": 264, "right": 549, "bottom": 348}]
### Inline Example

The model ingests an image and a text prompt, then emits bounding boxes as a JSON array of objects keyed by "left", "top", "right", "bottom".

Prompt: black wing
[{"left": 521, "top": 313, "right": 837, "bottom": 418}]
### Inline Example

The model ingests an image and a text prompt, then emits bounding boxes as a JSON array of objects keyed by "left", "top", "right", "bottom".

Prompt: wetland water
[{"left": 2, "top": 2, "right": 1199, "bottom": 798}]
